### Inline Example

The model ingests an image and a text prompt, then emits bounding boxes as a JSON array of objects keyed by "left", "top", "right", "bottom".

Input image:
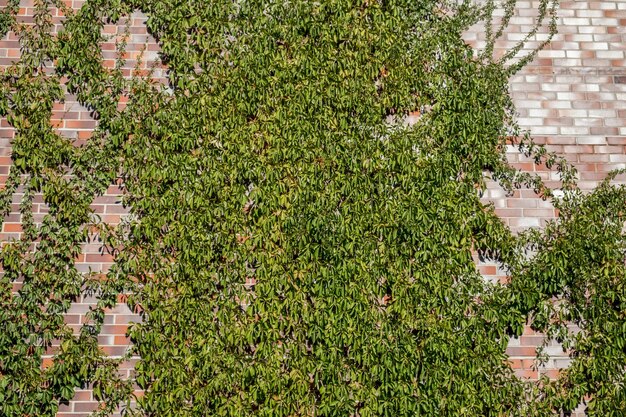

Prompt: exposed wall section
[
  {"left": 466, "top": 0, "right": 626, "bottom": 234},
  {"left": 0, "top": 3, "right": 160, "bottom": 415},
  {"left": 467, "top": 5, "right": 624, "bottom": 416}
]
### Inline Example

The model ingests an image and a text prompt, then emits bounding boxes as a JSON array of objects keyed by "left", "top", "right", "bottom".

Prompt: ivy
[{"left": 0, "top": 1, "right": 624, "bottom": 416}]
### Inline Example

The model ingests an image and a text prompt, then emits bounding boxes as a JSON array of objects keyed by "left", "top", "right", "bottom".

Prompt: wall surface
[
  {"left": 0, "top": 0, "right": 624, "bottom": 415},
  {"left": 465, "top": 1, "right": 626, "bottom": 399}
]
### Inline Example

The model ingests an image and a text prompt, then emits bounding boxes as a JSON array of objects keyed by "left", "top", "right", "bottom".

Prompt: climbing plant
[
  {"left": 1, "top": 0, "right": 625, "bottom": 416},
  {"left": 0, "top": 0, "right": 135, "bottom": 415}
]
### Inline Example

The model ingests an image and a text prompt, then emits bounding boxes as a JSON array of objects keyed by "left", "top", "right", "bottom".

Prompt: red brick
[
  {"left": 64, "top": 120, "right": 97, "bottom": 129},
  {"left": 514, "top": 369, "right": 539, "bottom": 380},
  {"left": 74, "top": 402, "right": 98, "bottom": 412},
  {"left": 85, "top": 253, "right": 116, "bottom": 263},
  {"left": 3, "top": 223, "right": 21, "bottom": 232},
  {"left": 114, "top": 335, "right": 130, "bottom": 345},
  {"left": 41, "top": 358, "right": 54, "bottom": 369},
  {"left": 101, "top": 346, "right": 129, "bottom": 356},
  {"left": 101, "top": 324, "right": 130, "bottom": 335},
  {"left": 507, "top": 346, "right": 538, "bottom": 357},
  {"left": 479, "top": 265, "right": 497, "bottom": 275},
  {"left": 541, "top": 369, "right": 561, "bottom": 379}
]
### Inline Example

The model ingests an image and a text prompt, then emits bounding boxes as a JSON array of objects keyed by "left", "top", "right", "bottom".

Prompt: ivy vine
[{"left": 1, "top": 1, "right": 625, "bottom": 416}]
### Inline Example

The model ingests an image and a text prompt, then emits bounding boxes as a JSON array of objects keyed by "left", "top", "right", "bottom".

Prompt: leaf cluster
[{"left": 0, "top": 1, "right": 624, "bottom": 416}]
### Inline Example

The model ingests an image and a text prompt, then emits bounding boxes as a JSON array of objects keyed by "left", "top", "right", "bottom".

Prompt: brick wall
[
  {"left": 1, "top": 1, "right": 625, "bottom": 415},
  {"left": 466, "top": 2, "right": 625, "bottom": 415},
  {"left": 1, "top": 3, "right": 153, "bottom": 415}
]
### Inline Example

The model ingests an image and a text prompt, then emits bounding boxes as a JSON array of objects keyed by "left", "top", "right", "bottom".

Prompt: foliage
[
  {"left": 0, "top": 0, "right": 134, "bottom": 415},
  {"left": 0, "top": 0, "right": 625, "bottom": 416}
]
